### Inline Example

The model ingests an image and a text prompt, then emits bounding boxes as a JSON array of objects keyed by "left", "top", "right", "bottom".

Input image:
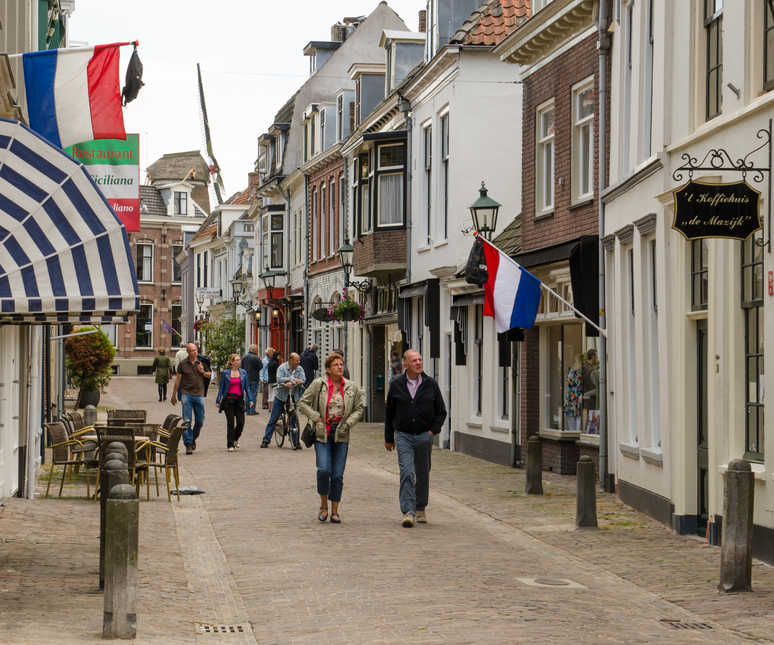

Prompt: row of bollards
[
  {"left": 99, "top": 442, "right": 139, "bottom": 639},
  {"left": 525, "top": 438, "right": 754, "bottom": 593}
]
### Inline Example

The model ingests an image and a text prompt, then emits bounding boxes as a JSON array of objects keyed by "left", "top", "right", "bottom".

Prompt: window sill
[
  {"left": 719, "top": 462, "right": 766, "bottom": 482},
  {"left": 417, "top": 245, "right": 431, "bottom": 253},
  {"left": 534, "top": 210, "right": 554, "bottom": 221},
  {"left": 577, "top": 433, "right": 600, "bottom": 447},
  {"left": 434, "top": 239, "right": 449, "bottom": 249},
  {"left": 641, "top": 446, "right": 663, "bottom": 467},
  {"left": 540, "top": 428, "right": 581, "bottom": 441},
  {"left": 466, "top": 419, "right": 483, "bottom": 429},
  {"left": 687, "top": 310, "right": 708, "bottom": 321},
  {"left": 619, "top": 442, "right": 640, "bottom": 459},
  {"left": 490, "top": 423, "right": 509, "bottom": 433},
  {"left": 568, "top": 197, "right": 594, "bottom": 211}
]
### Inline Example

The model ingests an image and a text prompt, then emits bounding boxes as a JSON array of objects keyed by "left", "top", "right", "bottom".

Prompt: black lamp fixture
[
  {"left": 254, "top": 308, "right": 271, "bottom": 330},
  {"left": 160, "top": 288, "right": 167, "bottom": 302},
  {"left": 469, "top": 181, "right": 501, "bottom": 240},
  {"left": 260, "top": 268, "right": 277, "bottom": 300},
  {"left": 230, "top": 275, "right": 252, "bottom": 309},
  {"left": 337, "top": 236, "right": 371, "bottom": 293},
  {"left": 196, "top": 291, "right": 205, "bottom": 315}
]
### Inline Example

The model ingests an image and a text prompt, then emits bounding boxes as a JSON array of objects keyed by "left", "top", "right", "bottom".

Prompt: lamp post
[
  {"left": 196, "top": 291, "right": 206, "bottom": 318},
  {"left": 260, "top": 268, "right": 277, "bottom": 300},
  {"left": 468, "top": 181, "right": 501, "bottom": 240},
  {"left": 230, "top": 276, "right": 252, "bottom": 310},
  {"left": 337, "top": 237, "right": 371, "bottom": 293}
]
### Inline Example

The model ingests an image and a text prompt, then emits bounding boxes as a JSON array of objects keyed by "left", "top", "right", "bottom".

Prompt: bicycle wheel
[
  {"left": 273, "top": 412, "right": 286, "bottom": 447},
  {"left": 289, "top": 411, "right": 301, "bottom": 450}
]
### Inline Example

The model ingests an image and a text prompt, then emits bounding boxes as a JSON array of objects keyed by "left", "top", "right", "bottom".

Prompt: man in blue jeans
[
  {"left": 261, "top": 352, "right": 305, "bottom": 448},
  {"left": 384, "top": 350, "right": 447, "bottom": 527},
  {"left": 171, "top": 343, "right": 212, "bottom": 455},
  {"left": 241, "top": 344, "right": 262, "bottom": 415}
]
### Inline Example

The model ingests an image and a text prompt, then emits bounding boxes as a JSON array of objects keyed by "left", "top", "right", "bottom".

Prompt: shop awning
[{"left": 0, "top": 119, "right": 139, "bottom": 323}]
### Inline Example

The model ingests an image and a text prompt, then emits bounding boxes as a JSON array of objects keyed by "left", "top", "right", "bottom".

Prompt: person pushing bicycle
[{"left": 261, "top": 352, "right": 305, "bottom": 448}]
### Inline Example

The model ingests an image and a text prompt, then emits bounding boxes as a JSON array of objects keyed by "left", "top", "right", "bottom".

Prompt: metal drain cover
[
  {"left": 660, "top": 620, "right": 713, "bottom": 630},
  {"left": 200, "top": 623, "right": 246, "bottom": 634},
  {"left": 517, "top": 577, "right": 587, "bottom": 589}
]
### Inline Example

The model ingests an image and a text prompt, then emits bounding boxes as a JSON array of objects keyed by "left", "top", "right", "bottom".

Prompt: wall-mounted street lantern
[
  {"left": 230, "top": 276, "right": 252, "bottom": 309},
  {"left": 160, "top": 288, "right": 167, "bottom": 302},
  {"left": 469, "top": 181, "right": 501, "bottom": 240},
  {"left": 337, "top": 236, "right": 371, "bottom": 293},
  {"left": 260, "top": 268, "right": 277, "bottom": 300}
]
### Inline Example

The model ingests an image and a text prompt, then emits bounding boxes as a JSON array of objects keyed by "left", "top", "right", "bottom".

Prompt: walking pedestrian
[
  {"left": 297, "top": 353, "right": 363, "bottom": 523},
  {"left": 151, "top": 348, "right": 172, "bottom": 401},
  {"left": 171, "top": 343, "right": 212, "bottom": 455},
  {"left": 241, "top": 344, "right": 262, "bottom": 415},
  {"left": 266, "top": 350, "right": 280, "bottom": 413},
  {"left": 384, "top": 350, "right": 446, "bottom": 527},
  {"left": 331, "top": 349, "right": 350, "bottom": 379},
  {"left": 215, "top": 354, "right": 254, "bottom": 451},
  {"left": 261, "top": 353, "right": 305, "bottom": 448},
  {"left": 260, "top": 347, "right": 274, "bottom": 410},
  {"left": 299, "top": 344, "right": 319, "bottom": 388},
  {"left": 174, "top": 342, "right": 187, "bottom": 371}
]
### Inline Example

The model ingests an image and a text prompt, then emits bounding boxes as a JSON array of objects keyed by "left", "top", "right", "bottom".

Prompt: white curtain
[{"left": 378, "top": 174, "right": 403, "bottom": 225}]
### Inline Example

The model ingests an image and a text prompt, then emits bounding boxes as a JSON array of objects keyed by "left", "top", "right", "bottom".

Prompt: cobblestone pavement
[{"left": 3, "top": 376, "right": 774, "bottom": 643}]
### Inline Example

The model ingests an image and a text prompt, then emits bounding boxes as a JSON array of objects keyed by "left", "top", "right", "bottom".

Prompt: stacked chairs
[
  {"left": 144, "top": 418, "right": 188, "bottom": 502},
  {"left": 43, "top": 422, "right": 93, "bottom": 498},
  {"left": 93, "top": 425, "right": 149, "bottom": 502},
  {"left": 106, "top": 409, "right": 147, "bottom": 427}
]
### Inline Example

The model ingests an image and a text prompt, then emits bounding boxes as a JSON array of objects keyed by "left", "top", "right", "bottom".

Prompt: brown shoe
[{"left": 185, "top": 445, "right": 193, "bottom": 455}]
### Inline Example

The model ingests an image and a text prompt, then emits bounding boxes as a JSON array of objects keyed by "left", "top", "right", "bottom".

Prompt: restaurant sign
[{"left": 671, "top": 179, "right": 762, "bottom": 241}]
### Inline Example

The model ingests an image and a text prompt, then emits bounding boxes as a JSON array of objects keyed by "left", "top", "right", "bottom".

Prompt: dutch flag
[
  {"left": 480, "top": 235, "right": 542, "bottom": 333},
  {"left": 22, "top": 43, "right": 127, "bottom": 149}
]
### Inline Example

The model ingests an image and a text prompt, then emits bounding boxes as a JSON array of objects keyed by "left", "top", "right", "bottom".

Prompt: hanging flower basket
[
  {"left": 193, "top": 318, "right": 208, "bottom": 333},
  {"left": 328, "top": 290, "right": 366, "bottom": 323}
]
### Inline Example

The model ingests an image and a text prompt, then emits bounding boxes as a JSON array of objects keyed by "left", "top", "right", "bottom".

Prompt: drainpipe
[
  {"left": 400, "top": 96, "right": 412, "bottom": 285},
  {"left": 598, "top": 0, "right": 610, "bottom": 493},
  {"left": 304, "top": 174, "right": 310, "bottom": 364},
  {"left": 343, "top": 162, "right": 349, "bottom": 358},
  {"left": 277, "top": 183, "right": 291, "bottom": 359}
]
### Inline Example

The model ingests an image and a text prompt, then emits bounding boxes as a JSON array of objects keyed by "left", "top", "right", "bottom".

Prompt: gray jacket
[
  {"left": 297, "top": 377, "right": 363, "bottom": 443},
  {"left": 274, "top": 362, "right": 306, "bottom": 403}
]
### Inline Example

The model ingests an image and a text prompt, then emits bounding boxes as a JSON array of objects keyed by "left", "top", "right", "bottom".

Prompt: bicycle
[{"left": 274, "top": 390, "right": 302, "bottom": 450}]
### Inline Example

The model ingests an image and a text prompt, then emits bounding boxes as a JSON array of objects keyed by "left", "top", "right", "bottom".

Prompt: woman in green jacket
[
  {"left": 297, "top": 353, "right": 363, "bottom": 524},
  {"left": 151, "top": 347, "right": 173, "bottom": 401}
]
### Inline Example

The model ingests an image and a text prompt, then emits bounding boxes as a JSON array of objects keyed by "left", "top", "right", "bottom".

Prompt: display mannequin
[{"left": 563, "top": 354, "right": 583, "bottom": 431}]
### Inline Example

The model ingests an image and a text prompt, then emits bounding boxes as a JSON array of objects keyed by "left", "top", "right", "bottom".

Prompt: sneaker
[
  {"left": 260, "top": 441, "right": 269, "bottom": 449},
  {"left": 228, "top": 447, "right": 235, "bottom": 452},
  {"left": 234, "top": 441, "right": 240, "bottom": 449},
  {"left": 185, "top": 445, "right": 193, "bottom": 455},
  {"left": 416, "top": 510, "right": 427, "bottom": 523},
  {"left": 402, "top": 513, "right": 415, "bottom": 528}
]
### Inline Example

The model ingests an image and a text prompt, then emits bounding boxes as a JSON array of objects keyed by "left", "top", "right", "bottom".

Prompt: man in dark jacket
[
  {"left": 299, "top": 344, "right": 319, "bottom": 388},
  {"left": 241, "top": 344, "right": 262, "bottom": 415},
  {"left": 384, "top": 350, "right": 446, "bottom": 528}
]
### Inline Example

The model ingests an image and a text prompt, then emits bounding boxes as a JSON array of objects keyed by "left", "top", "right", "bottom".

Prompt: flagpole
[
  {"left": 6, "top": 41, "right": 137, "bottom": 59},
  {"left": 539, "top": 282, "right": 607, "bottom": 338}
]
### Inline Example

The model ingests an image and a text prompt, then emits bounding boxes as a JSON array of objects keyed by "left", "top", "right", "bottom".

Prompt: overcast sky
[{"left": 70, "top": 1, "right": 421, "bottom": 197}]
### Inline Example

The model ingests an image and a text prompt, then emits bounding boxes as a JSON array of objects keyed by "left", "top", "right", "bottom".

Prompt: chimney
[
  {"left": 248, "top": 171, "right": 261, "bottom": 196},
  {"left": 418, "top": 10, "right": 427, "bottom": 33},
  {"left": 331, "top": 23, "right": 343, "bottom": 42}
]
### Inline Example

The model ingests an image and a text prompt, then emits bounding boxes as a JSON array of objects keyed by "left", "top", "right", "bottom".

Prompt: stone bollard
[
  {"left": 103, "top": 484, "right": 139, "bottom": 640},
  {"left": 100, "top": 458, "right": 129, "bottom": 591},
  {"left": 525, "top": 436, "right": 543, "bottom": 495},
  {"left": 576, "top": 456, "right": 599, "bottom": 530},
  {"left": 84, "top": 405, "right": 98, "bottom": 428},
  {"left": 719, "top": 459, "right": 754, "bottom": 593}
]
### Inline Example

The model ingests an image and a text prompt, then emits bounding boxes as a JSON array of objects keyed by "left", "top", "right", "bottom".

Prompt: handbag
[{"left": 301, "top": 381, "right": 322, "bottom": 448}]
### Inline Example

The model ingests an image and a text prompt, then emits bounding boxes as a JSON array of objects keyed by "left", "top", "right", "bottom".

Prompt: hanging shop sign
[
  {"left": 196, "top": 288, "right": 222, "bottom": 299},
  {"left": 671, "top": 179, "right": 762, "bottom": 242},
  {"left": 65, "top": 134, "right": 141, "bottom": 231}
]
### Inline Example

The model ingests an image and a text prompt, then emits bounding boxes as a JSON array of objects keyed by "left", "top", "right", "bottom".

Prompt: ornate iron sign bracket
[{"left": 672, "top": 119, "right": 772, "bottom": 251}]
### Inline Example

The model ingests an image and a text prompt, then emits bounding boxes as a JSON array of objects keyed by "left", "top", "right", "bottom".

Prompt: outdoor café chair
[
  {"left": 143, "top": 419, "right": 187, "bottom": 502},
  {"left": 93, "top": 426, "right": 149, "bottom": 501},
  {"left": 106, "top": 409, "right": 147, "bottom": 426},
  {"left": 44, "top": 422, "right": 92, "bottom": 498}
]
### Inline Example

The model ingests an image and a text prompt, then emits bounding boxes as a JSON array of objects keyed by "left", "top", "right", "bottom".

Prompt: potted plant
[
  {"left": 329, "top": 290, "right": 366, "bottom": 323},
  {"left": 65, "top": 326, "right": 116, "bottom": 409}
]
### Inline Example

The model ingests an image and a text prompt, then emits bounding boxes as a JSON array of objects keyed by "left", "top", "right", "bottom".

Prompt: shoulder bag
[{"left": 301, "top": 380, "right": 323, "bottom": 448}]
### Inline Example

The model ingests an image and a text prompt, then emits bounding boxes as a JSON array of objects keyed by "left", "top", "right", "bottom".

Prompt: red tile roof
[{"left": 452, "top": 0, "right": 530, "bottom": 46}]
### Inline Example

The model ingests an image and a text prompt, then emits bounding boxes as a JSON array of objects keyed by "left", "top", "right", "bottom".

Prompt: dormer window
[
  {"left": 355, "top": 79, "right": 362, "bottom": 126},
  {"left": 309, "top": 52, "right": 317, "bottom": 76},
  {"left": 174, "top": 191, "right": 187, "bottom": 215},
  {"left": 320, "top": 109, "right": 326, "bottom": 152},
  {"left": 337, "top": 96, "right": 343, "bottom": 141},
  {"left": 311, "top": 116, "right": 316, "bottom": 156}
]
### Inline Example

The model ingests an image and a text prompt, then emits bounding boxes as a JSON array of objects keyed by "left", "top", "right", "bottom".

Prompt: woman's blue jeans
[{"left": 314, "top": 437, "right": 349, "bottom": 503}]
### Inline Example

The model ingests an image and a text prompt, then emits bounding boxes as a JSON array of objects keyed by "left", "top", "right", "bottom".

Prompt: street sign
[
  {"left": 671, "top": 179, "right": 762, "bottom": 241},
  {"left": 196, "top": 288, "right": 221, "bottom": 299}
]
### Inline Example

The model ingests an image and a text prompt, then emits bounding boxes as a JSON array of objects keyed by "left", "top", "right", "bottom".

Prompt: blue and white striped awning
[{"left": 0, "top": 118, "right": 139, "bottom": 323}]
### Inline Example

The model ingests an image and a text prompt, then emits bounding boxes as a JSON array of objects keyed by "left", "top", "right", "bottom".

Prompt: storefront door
[{"left": 697, "top": 319, "right": 710, "bottom": 537}]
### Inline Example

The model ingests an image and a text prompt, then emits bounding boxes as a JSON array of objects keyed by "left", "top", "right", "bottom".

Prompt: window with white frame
[
  {"left": 337, "top": 95, "right": 344, "bottom": 140},
  {"left": 765, "top": 0, "right": 774, "bottom": 91},
  {"left": 572, "top": 79, "right": 594, "bottom": 202},
  {"left": 339, "top": 175, "right": 346, "bottom": 248},
  {"left": 270, "top": 214, "right": 283, "bottom": 268},
  {"left": 262, "top": 214, "right": 269, "bottom": 272},
  {"left": 174, "top": 192, "right": 187, "bottom": 215},
  {"left": 440, "top": 114, "right": 449, "bottom": 240},
  {"left": 136, "top": 244, "right": 153, "bottom": 282},
  {"left": 705, "top": 0, "right": 723, "bottom": 120},
  {"left": 311, "top": 115, "right": 316, "bottom": 156},
  {"left": 101, "top": 324, "right": 117, "bottom": 348},
  {"left": 642, "top": 0, "right": 654, "bottom": 160},
  {"left": 533, "top": 0, "right": 554, "bottom": 11},
  {"left": 423, "top": 126, "right": 432, "bottom": 244},
  {"left": 329, "top": 177, "right": 335, "bottom": 255},
  {"left": 536, "top": 102, "right": 555, "bottom": 213},
  {"left": 321, "top": 184, "right": 327, "bottom": 258},
  {"left": 172, "top": 245, "right": 182, "bottom": 283},
  {"left": 304, "top": 124, "right": 309, "bottom": 162},
  {"left": 376, "top": 143, "right": 404, "bottom": 227},
  {"left": 320, "top": 110, "right": 326, "bottom": 151},
  {"left": 312, "top": 190, "right": 318, "bottom": 261}
]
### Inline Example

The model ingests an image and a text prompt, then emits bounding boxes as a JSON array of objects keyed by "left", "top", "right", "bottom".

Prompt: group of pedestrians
[{"left": 155, "top": 340, "right": 447, "bottom": 528}]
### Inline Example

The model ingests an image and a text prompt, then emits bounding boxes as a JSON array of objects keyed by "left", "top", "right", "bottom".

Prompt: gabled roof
[
  {"left": 451, "top": 0, "right": 529, "bottom": 46},
  {"left": 139, "top": 185, "right": 167, "bottom": 218},
  {"left": 493, "top": 214, "right": 522, "bottom": 257},
  {"left": 189, "top": 211, "right": 219, "bottom": 245},
  {"left": 147, "top": 150, "right": 210, "bottom": 184},
  {"left": 229, "top": 186, "right": 253, "bottom": 206},
  {"left": 274, "top": 92, "right": 297, "bottom": 127}
]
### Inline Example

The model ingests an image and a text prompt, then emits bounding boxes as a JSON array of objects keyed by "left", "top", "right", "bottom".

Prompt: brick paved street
[{"left": 3, "top": 376, "right": 774, "bottom": 643}]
